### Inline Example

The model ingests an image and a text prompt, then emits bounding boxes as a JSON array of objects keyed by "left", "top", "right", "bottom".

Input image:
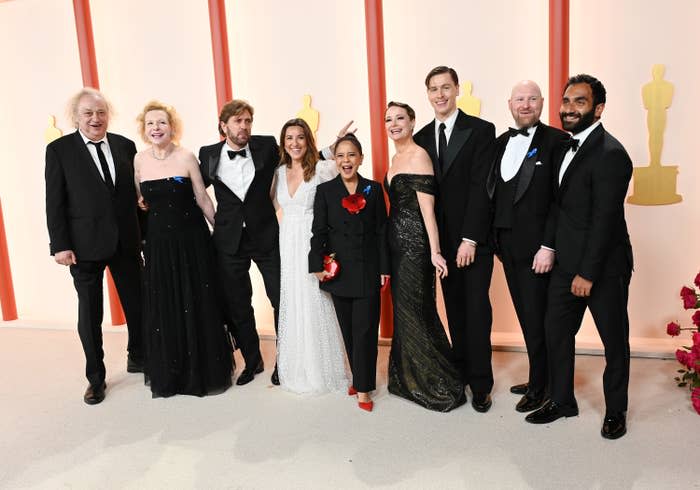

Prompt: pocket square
[{"left": 535, "top": 161, "right": 543, "bottom": 166}]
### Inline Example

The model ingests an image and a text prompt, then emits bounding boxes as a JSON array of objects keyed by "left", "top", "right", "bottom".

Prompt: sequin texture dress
[
  {"left": 140, "top": 177, "right": 232, "bottom": 397},
  {"left": 384, "top": 173, "right": 466, "bottom": 411},
  {"left": 275, "top": 161, "right": 349, "bottom": 394}
]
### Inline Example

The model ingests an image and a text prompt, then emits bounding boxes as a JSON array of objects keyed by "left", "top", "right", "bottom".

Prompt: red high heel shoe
[
  {"left": 358, "top": 400, "right": 373, "bottom": 412},
  {"left": 348, "top": 386, "right": 358, "bottom": 396}
]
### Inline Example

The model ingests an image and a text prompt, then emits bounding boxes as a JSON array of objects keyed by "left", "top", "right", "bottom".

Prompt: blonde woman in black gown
[
  {"left": 134, "top": 101, "right": 232, "bottom": 397},
  {"left": 383, "top": 102, "right": 465, "bottom": 412}
]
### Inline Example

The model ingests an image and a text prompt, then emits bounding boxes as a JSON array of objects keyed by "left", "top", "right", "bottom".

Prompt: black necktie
[
  {"left": 566, "top": 138, "right": 580, "bottom": 153},
  {"left": 508, "top": 127, "right": 529, "bottom": 138},
  {"left": 228, "top": 149, "right": 247, "bottom": 160},
  {"left": 438, "top": 123, "right": 447, "bottom": 172},
  {"left": 87, "top": 141, "right": 115, "bottom": 192}
]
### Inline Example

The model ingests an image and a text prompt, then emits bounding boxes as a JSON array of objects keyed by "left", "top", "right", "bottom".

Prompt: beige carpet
[{"left": 0, "top": 326, "right": 696, "bottom": 489}]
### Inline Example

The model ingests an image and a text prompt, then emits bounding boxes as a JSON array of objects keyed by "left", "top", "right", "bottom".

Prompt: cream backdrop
[{"left": 0, "top": 0, "right": 694, "bottom": 355}]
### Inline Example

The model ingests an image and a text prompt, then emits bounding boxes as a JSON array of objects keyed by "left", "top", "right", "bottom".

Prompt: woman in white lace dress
[{"left": 273, "top": 118, "right": 349, "bottom": 394}]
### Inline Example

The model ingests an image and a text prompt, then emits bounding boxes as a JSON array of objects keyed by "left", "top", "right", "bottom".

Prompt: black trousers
[
  {"left": 70, "top": 251, "right": 143, "bottom": 387},
  {"left": 498, "top": 229, "right": 550, "bottom": 395},
  {"left": 331, "top": 293, "right": 380, "bottom": 392},
  {"left": 216, "top": 228, "right": 280, "bottom": 369},
  {"left": 441, "top": 251, "right": 494, "bottom": 393},
  {"left": 545, "top": 267, "right": 631, "bottom": 412}
]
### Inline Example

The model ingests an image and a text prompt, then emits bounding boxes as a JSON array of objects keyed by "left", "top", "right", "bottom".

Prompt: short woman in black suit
[{"left": 309, "top": 135, "right": 389, "bottom": 411}]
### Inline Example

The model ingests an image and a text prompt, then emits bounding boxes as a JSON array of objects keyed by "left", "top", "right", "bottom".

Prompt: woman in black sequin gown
[
  {"left": 384, "top": 102, "right": 465, "bottom": 412},
  {"left": 134, "top": 101, "right": 232, "bottom": 397}
]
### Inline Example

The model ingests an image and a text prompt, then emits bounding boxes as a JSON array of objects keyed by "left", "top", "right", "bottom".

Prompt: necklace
[{"left": 151, "top": 146, "right": 172, "bottom": 161}]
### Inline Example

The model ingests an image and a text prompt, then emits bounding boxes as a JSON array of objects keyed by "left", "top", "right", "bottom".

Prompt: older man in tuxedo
[
  {"left": 45, "top": 88, "right": 144, "bottom": 405},
  {"left": 487, "top": 80, "right": 569, "bottom": 413},
  {"left": 526, "top": 74, "right": 633, "bottom": 440},
  {"left": 414, "top": 66, "right": 496, "bottom": 412}
]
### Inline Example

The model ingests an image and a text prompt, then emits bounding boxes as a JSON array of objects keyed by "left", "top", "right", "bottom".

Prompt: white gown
[{"left": 276, "top": 160, "right": 349, "bottom": 394}]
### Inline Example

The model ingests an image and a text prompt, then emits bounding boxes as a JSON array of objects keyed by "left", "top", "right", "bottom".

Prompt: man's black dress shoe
[
  {"left": 471, "top": 392, "right": 492, "bottom": 413},
  {"left": 84, "top": 383, "right": 106, "bottom": 405},
  {"left": 271, "top": 365, "right": 279, "bottom": 385},
  {"left": 525, "top": 400, "right": 578, "bottom": 423},
  {"left": 236, "top": 359, "right": 264, "bottom": 386},
  {"left": 515, "top": 393, "right": 545, "bottom": 413},
  {"left": 601, "top": 412, "right": 627, "bottom": 439},
  {"left": 510, "top": 383, "right": 528, "bottom": 395},
  {"left": 127, "top": 356, "right": 144, "bottom": 373}
]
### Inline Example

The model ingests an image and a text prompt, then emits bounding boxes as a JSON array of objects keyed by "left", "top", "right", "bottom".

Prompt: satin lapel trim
[
  {"left": 513, "top": 127, "right": 545, "bottom": 204},
  {"left": 248, "top": 139, "right": 265, "bottom": 172},
  {"left": 487, "top": 134, "right": 508, "bottom": 199},
  {"left": 423, "top": 122, "right": 440, "bottom": 179},
  {"left": 74, "top": 131, "right": 111, "bottom": 192},
  {"left": 443, "top": 124, "right": 473, "bottom": 177},
  {"left": 208, "top": 141, "right": 225, "bottom": 181},
  {"left": 559, "top": 125, "right": 603, "bottom": 193}
]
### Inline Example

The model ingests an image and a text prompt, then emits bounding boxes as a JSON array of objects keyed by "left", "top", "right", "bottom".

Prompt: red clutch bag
[{"left": 322, "top": 253, "right": 340, "bottom": 282}]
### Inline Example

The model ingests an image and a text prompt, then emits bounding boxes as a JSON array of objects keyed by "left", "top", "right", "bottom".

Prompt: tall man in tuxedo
[
  {"left": 526, "top": 74, "right": 633, "bottom": 440},
  {"left": 487, "top": 80, "right": 569, "bottom": 413},
  {"left": 198, "top": 100, "right": 281, "bottom": 386},
  {"left": 45, "top": 88, "right": 144, "bottom": 405},
  {"left": 414, "top": 66, "right": 496, "bottom": 412}
]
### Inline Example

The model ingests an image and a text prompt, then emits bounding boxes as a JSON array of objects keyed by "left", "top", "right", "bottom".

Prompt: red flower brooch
[{"left": 341, "top": 193, "right": 366, "bottom": 214}]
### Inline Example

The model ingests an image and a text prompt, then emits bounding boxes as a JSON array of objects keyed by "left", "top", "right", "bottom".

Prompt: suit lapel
[
  {"left": 74, "top": 131, "right": 111, "bottom": 192},
  {"left": 443, "top": 111, "right": 473, "bottom": 178},
  {"left": 248, "top": 138, "right": 265, "bottom": 172},
  {"left": 421, "top": 121, "right": 440, "bottom": 178},
  {"left": 559, "top": 124, "right": 604, "bottom": 194},
  {"left": 513, "top": 124, "right": 545, "bottom": 204},
  {"left": 207, "top": 141, "right": 226, "bottom": 181},
  {"left": 487, "top": 133, "right": 508, "bottom": 199}
]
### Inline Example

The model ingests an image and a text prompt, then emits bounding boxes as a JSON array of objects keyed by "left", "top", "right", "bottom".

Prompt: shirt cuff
[
  {"left": 462, "top": 238, "right": 476, "bottom": 245},
  {"left": 540, "top": 245, "right": 555, "bottom": 252}
]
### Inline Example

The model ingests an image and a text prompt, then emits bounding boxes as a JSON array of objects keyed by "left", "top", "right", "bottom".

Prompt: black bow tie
[
  {"left": 228, "top": 149, "right": 247, "bottom": 160},
  {"left": 565, "top": 138, "right": 580, "bottom": 152},
  {"left": 508, "top": 127, "right": 529, "bottom": 138}
]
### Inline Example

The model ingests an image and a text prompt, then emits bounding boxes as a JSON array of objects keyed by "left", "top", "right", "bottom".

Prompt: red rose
[
  {"left": 681, "top": 286, "right": 695, "bottom": 298},
  {"left": 695, "top": 272, "right": 700, "bottom": 288},
  {"left": 693, "top": 310, "right": 700, "bottom": 327},
  {"left": 676, "top": 349, "right": 689, "bottom": 366},
  {"left": 682, "top": 290, "right": 699, "bottom": 309},
  {"left": 666, "top": 321, "right": 681, "bottom": 336},
  {"left": 693, "top": 331, "right": 700, "bottom": 347},
  {"left": 692, "top": 388, "right": 700, "bottom": 415},
  {"left": 341, "top": 193, "right": 366, "bottom": 214},
  {"left": 686, "top": 351, "right": 698, "bottom": 370}
]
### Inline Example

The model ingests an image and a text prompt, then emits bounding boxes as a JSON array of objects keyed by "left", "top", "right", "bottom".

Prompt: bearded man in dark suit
[
  {"left": 487, "top": 80, "right": 569, "bottom": 413},
  {"left": 526, "top": 74, "right": 633, "bottom": 440},
  {"left": 45, "top": 88, "right": 144, "bottom": 405}
]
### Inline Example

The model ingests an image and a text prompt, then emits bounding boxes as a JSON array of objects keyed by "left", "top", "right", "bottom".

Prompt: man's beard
[{"left": 560, "top": 108, "right": 596, "bottom": 134}]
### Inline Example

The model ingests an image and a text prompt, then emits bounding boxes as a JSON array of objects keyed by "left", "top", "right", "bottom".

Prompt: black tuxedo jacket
[
  {"left": 45, "top": 131, "right": 141, "bottom": 260},
  {"left": 553, "top": 124, "right": 633, "bottom": 282},
  {"left": 414, "top": 109, "right": 495, "bottom": 256},
  {"left": 198, "top": 135, "right": 279, "bottom": 254},
  {"left": 309, "top": 174, "right": 389, "bottom": 298},
  {"left": 487, "top": 122, "right": 569, "bottom": 260}
]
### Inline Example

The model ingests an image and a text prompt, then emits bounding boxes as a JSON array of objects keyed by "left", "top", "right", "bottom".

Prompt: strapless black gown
[
  {"left": 384, "top": 174, "right": 465, "bottom": 412},
  {"left": 141, "top": 177, "right": 232, "bottom": 397}
]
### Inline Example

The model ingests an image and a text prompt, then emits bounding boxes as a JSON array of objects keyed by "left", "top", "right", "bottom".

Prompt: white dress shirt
[
  {"left": 217, "top": 143, "right": 255, "bottom": 201},
  {"left": 500, "top": 125, "right": 537, "bottom": 181},
  {"left": 558, "top": 120, "right": 601, "bottom": 184},
  {"left": 78, "top": 130, "right": 116, "bottom": 184},
  {"left": 433, "top": 109, "right": 459, "bottom": 156}
]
